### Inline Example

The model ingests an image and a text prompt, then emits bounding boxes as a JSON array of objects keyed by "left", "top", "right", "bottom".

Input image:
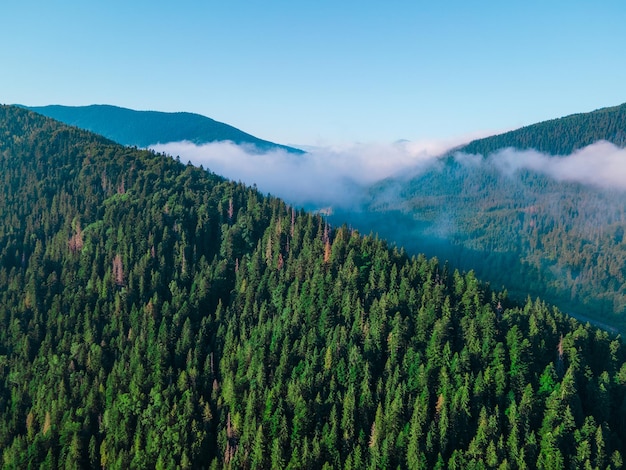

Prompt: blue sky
[{"left": 2, "top": 1, "right": 625, "bottom": 146}]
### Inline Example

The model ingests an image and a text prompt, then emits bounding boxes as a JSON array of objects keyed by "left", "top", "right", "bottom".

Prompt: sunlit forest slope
[{"left": 0, "top": 106, "right": 625, "bottom": 468}]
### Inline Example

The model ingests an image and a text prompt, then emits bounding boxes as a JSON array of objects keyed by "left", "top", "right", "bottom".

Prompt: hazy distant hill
[
  {"left": 24, "top": 104, "right": 304, "bottom": 153},
  {"left": 457, "top": 102, "right": 626, "bottom": 156}
]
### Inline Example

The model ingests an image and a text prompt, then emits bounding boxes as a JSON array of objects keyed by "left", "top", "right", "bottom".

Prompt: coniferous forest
[
  {"left": 23, "top": 102, "right": 626, "bottom": 333},
  {"left": 1, "top": 105, "right": 626, "bottom": 468},
  {"left": 354, "top": 158, "right": 626, "bottom": 335}
]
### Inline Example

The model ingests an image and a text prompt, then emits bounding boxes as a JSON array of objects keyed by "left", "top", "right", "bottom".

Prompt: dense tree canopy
[{"left": 0, "top": 106, "right": 625, "bottom": 468}]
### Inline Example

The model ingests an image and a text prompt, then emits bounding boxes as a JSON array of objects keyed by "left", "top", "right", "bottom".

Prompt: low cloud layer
[
  {"left": 150, "top": 139, "right": 462, "bottom": 207},
  {"left": 477, "top": 141, "right": 626, "bottom": 190},
  {"left": 151, "top": 139, "right": 626, "bottom": 210}
]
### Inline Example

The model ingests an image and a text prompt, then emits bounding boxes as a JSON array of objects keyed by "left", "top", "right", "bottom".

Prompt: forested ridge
[
  {"left": 0, "top": 105, "right": 625, "bottom": 469},
  {"left": 457, "top": 103, "right": 626, "bottom": 156}
]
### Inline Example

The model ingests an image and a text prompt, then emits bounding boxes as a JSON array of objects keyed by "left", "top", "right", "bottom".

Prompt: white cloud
[
  {"left": 150, "top": 138, "right": 460, "bottom": 207},
  {"left": 151, "top": 137, "right": 626, "bottom": 218},
  {"left": 468, "top": 141, "right": 626, "bottom": 190}
]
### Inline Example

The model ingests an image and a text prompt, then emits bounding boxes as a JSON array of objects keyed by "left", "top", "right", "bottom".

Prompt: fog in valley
[{"left": 153, "top": 140, "right": 626, "bottom": 209}]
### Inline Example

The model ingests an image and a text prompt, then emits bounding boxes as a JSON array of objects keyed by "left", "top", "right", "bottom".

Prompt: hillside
[
  {"left": 456, "top": 103, "right": 626, "bottom": 156},
  {"left": 0, "top": 105, "right": 625, "bottom": 468},
  {"left": 23, "top": 104, "right": 304, "bottom": 153},
  {"left": 353, "top": 165, "right": 626, "bottom": 330},
  {"left": 344, "top": 104, "right": 626, "bottom": 334}
]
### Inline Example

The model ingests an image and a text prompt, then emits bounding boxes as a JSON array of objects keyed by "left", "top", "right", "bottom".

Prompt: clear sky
[{"left": 1, "top": 1, "right": 625, "bottom": 146}]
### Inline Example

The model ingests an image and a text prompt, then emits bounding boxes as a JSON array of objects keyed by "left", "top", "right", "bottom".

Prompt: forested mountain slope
[
  {"left": 23, "top": 104, "right": 303, "bottom": 153},
  {"left": 457, "top": 102, "right": 626, "bottom": 156},
  {"left": 355, "top": 163, "right": 626, "bottom": 334},
  {"left": 350, "top": 104, "right": 626, "bottom": 334},
  {"left": 0, "top": 105, "right": 625, "bottom": 468}
]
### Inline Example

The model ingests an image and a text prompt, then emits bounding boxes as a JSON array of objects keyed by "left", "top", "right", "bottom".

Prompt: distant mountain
[
  {"left": 1, "top": 104, "right": 625, "bottom": 468},
  {"left": 23, "top": 104, "right": 304, "bottom": 153},
  {"left": 456, "top": 102, "right": 626, "bottom": 156}
]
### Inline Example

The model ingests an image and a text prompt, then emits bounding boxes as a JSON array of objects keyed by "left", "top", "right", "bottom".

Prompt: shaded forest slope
[{"left": 356, "top": 104, "right": 626, "bottom": 333}]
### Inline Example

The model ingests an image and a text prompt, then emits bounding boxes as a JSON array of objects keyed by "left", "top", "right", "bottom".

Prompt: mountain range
[
  {"left": 19, "top": 102, "right": 626, "bottom": 333},
  {"left": 0, "top": 105, "right": 624, "bottom": 467},
  {"left": 22, "top": 104, "right": 304, "bottom": 153}
]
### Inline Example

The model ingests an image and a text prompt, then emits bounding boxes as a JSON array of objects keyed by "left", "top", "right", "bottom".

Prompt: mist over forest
[
  {"left": 153, "top": 137, "right": 626, "bottom": 333},
  {"left": 153, "top": 140, "right": 626, "bottom": 205},
  {"left": 21, "top": 102, "right": 626, "bottom": 331}
]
